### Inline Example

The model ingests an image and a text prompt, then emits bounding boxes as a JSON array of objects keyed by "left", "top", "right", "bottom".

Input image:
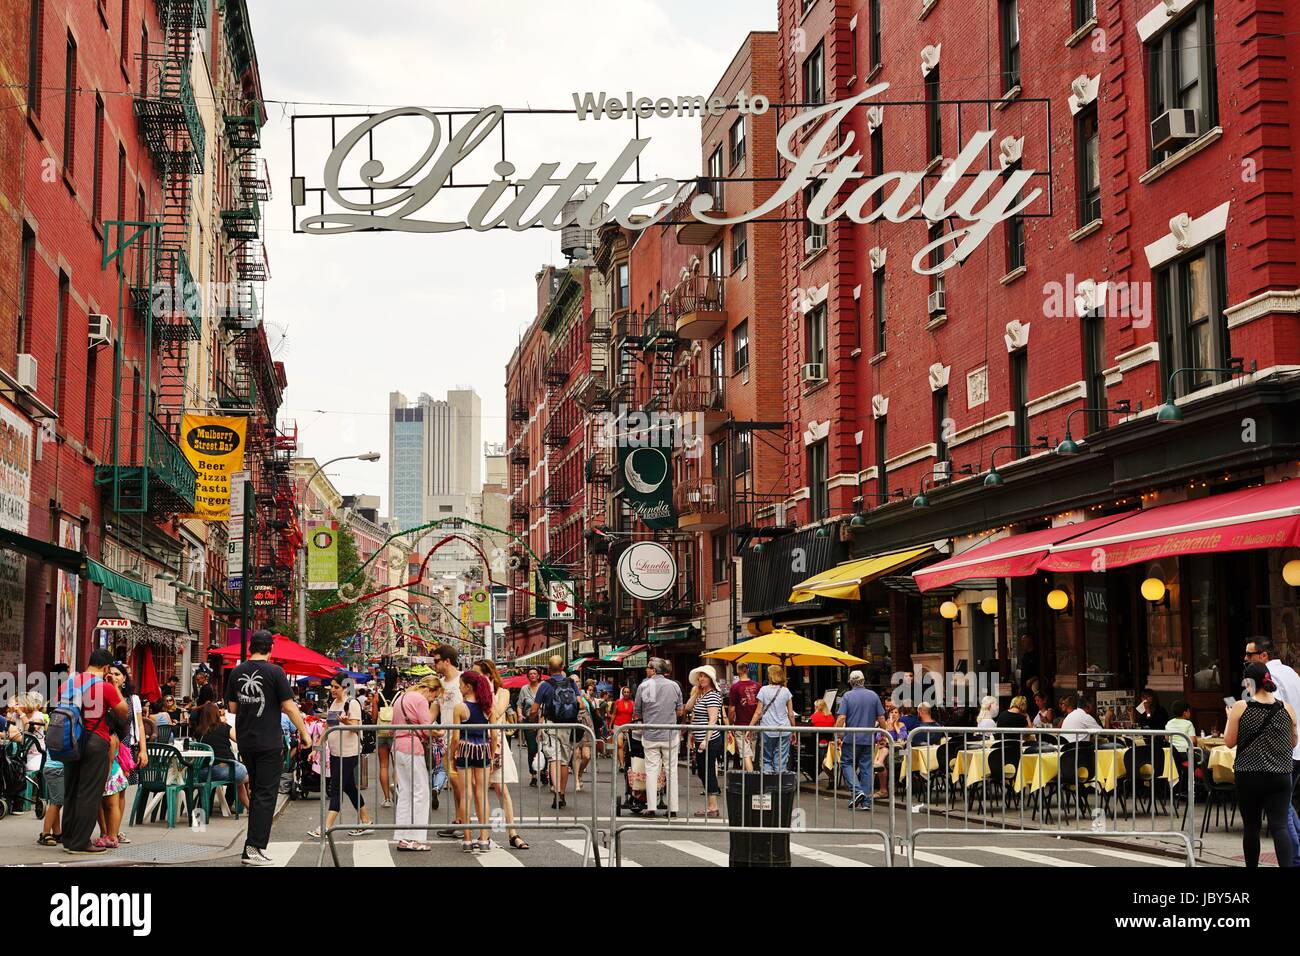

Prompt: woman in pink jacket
[{"left": 392, "top": 678, "right": 440, "bottom": 851}]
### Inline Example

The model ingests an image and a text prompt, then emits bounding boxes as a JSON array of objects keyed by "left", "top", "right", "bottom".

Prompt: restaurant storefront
[{"left": 835, "top": 376, "right": 1300, "bottom": 732}]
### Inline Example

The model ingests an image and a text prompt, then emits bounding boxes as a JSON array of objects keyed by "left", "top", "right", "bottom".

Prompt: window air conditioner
[
  {"left": 88, "top": 313, "right": 112, "bottom": 347},
  {"left": 16, "top": 354, "right": 37, "bottom": 393},
  {"left": 801, "top": 363, "right": 826, "bottom": 384},
  {"left": 928, "top": 290, "right": 946, "bottom": 316},
  {"left": 1150, "top": 109, "right": 1198, "bottom": 152},
  {"left": 804, "top": 233, "right": 826, "bottom": 256}
]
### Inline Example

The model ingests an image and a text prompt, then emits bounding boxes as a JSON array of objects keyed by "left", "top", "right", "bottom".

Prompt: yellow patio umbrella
[{"left": 702, "top": 629, "right": 867, "bottom": 669}]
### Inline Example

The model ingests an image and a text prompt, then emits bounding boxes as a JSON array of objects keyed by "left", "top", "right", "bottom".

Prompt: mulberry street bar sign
[{"left": 292, "top": 84, "right": 1048, "bottom": 275}]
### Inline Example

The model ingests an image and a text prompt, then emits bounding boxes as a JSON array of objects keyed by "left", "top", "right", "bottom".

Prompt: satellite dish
[{"left": 265, "top": 321, "right": 291, "bottom": 358}]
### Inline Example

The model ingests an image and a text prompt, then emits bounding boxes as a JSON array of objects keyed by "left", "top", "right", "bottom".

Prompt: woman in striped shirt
[{"left": 687, "top": 665, "right": 725, "bottom": 818}]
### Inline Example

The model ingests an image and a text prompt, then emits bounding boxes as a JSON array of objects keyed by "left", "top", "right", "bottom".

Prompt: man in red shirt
[
  {"left": 62, "top": 649, "right": 128, "bottom": 854},
  {"left": 727, "top": 664, "right": 761, "bottom": 771}
]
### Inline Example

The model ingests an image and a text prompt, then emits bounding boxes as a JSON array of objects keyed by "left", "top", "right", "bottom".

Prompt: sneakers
[
  {"left": 241, "top": 845, "right": 274, "bottom": 866},
  {"left": 380, "top": 798, "right": 393, "bottom": 808}
]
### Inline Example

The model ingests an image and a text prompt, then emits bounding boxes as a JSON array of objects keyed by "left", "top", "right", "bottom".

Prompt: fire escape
[
  {"left": 507, "top": 398, "right": 531, "bottom": 630},
  {"left": 96, "top": 0, "right": 206, "bottom": 515}
]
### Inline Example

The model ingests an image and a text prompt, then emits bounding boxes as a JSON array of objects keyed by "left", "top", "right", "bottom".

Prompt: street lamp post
[{"left": 298, "top": 452, "right": 380, "bottom": 647}]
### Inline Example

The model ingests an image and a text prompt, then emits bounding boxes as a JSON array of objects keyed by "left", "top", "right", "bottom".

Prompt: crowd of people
[{"left": 6, "top": 631, "right": 1296, "bottom": 869}]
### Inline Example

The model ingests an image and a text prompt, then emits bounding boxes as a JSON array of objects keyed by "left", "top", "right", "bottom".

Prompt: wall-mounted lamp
[
  {"left": 1156, "top": 360, "right": 1248, "bottom": 424},
  {"left": 983, "top": 439, "right": 1050, "bottom": 488},
  {"left": 1141, "top": 576, "right": 1169, "bottom": 606},
  {"left": 980, "top": 596, "right": 999, "bottom": 616},
  {"left": 1055, "top": 400, "right": 1132, "bottom": 455},
  {"left": 1283, "top": 559, "right": 1300, "bottom": 588},
  {"left": 1046, "top": 587, "right": 1071, "bottom": 612},
  {"left": 939, "top": 600, "right": 960, "bottom": 622}
]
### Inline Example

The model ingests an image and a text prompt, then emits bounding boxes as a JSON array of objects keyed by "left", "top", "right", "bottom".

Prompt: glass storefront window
[
  {"left": 1144, "top": 560, "right": 1182, "bottom": 694},
  {"left": 918, "top": 595, "right": 946, "bottom": 654},
  {"left": 1053, "top": 580, "right": 1078, "bottom": 690},
  {"left": 1266, "top": 549, "right": 1300, "bottom": 668},
  {"left": 1080, "top": 575, "right": 1111, "bottom": 689},
  {"left": 1187, "top": 554, "right": 1220, "bottom": 691}
]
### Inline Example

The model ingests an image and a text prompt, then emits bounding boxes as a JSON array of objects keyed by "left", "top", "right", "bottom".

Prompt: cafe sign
[
  {"left": 295, "top": 85, "right": 1044, "bottom": 275},
  {"left": 616, "top": 541, "right": 677, "bottom": 602}
]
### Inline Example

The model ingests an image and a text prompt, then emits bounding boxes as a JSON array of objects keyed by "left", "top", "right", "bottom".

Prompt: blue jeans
[
  {"left": 760, "top": 731, "right": 790, "bottom": 774},
  {"left": 840, "top": 739, "right": 874, "bottom": 805},
  {"left": 210, "top": 761, "right": 248, "bottom": 784}
]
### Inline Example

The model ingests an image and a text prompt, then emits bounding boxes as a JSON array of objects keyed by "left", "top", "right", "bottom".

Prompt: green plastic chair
[
  {"left": 130, "top": 743, "right": 187, "bottom": 828},
  {"left": 182, "top": 741, "right": 225, "bottom": 819}
]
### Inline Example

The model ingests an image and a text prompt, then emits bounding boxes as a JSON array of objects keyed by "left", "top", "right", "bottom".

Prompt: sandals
[
  {"left": 396, "top": 840, "right": 431, "bottom": 852},
  {"left": 92, "top": 836, "right": 119, "bottom": 849},
  {"left": 307, "top": 827, "right": 323, "bottom": 839},
  {"left": 117, "top": 832, "right": 132, "bottom": 845},
  {"left": 508, "top": 834, "right": 530, "bottom": 851},
  {"left": 37, "top": 833, "right": 60, "bottom": 847}
]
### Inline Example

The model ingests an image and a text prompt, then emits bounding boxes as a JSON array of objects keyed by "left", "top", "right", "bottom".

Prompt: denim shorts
[{"left": 44, "top": 766, "right": 66, "bottom": 807}]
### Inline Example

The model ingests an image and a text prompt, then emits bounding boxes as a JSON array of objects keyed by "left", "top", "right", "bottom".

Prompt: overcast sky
[{"left": 253, "top": 0, "right": 777, "bottom": 512}]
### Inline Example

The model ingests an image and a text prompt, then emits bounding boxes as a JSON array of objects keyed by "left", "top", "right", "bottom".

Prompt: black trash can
[{"left": 726, "top": 771, "right": 797, "bottom": 867}]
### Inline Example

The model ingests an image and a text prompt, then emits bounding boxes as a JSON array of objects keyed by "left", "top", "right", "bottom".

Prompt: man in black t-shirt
[{"left": 225, "top": 630, "right": 312, "bottom": 865}]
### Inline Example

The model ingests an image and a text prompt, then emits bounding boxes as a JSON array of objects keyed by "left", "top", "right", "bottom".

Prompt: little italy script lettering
[{"left": 300, "top": 84, "right": 1042, "bottom": 274}]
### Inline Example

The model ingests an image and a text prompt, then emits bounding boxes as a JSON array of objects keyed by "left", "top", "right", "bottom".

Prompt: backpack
[
  {"left": 47, "top": 676, "right": 104, "bottom": 764},
  {"left": 544, "top": 675, "right": 580, "bottom": 724}
]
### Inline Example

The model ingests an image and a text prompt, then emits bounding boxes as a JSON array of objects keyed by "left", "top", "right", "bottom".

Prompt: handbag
[{"left": 377, "top": 691, "right": 394, "bottom": 726}]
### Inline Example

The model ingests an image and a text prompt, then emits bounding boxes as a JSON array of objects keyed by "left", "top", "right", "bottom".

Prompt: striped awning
[{"left": 514, "top": 643, "right": 565, "bottom": 665}]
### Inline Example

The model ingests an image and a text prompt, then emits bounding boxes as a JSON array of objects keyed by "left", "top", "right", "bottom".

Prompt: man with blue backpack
[
  {"left": 48, "top": 649, "right": 128, "bottom": 854},
  {"left": 529, "top": 656, "right": 581, "bottom": 810}
]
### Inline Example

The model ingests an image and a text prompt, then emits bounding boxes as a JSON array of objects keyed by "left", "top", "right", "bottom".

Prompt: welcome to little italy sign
[{"left": 292, "top": 84, "right": 1048, "bottom": 276}]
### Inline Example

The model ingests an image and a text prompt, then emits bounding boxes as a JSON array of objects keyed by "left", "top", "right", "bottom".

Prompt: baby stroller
[
  {"left": 615, "top": 733, "right": 668, "bottom": 816},
  {"left": 0, "top": 733, "right": 45, "bottom": 819}
]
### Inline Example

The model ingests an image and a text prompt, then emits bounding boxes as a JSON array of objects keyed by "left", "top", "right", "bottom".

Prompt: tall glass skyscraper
[{"left": 387, "top": 389, "right": 482, "bottom": 533}]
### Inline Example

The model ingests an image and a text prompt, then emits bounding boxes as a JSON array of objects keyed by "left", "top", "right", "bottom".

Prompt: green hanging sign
[{"left": 618, "top": 444, "right": 676, "bottom": 529}]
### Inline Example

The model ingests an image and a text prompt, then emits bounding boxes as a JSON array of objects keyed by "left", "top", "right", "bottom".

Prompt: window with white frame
[
  {"left": 1147, "top": 1, "right": 1218, "bottom": 164},
  {"left": 729, "top": 115, "right": 746, "bottom": 168},
  {"left": 803, "top": 41, "right": 825, "bottom": 105},
  {"left": 1156, "top": 239, "right": 1228, "bottom": 398}
]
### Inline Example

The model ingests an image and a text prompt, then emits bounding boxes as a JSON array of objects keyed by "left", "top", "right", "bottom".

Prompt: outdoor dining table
[
  {"left": 1013, "top": 747, "right": 1060, "bottom": 794},
  {"left": 897, "top": 739, "right": 945, "bottom": 780},
  {"left": 951, "top": 741, "right": 998, "bottom": 787},
  {"left": 1208, "top": 745, "right": 1236, "bottom": 783}
]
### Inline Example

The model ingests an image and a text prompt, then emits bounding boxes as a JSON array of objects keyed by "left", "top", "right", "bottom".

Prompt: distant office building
[{"left": 388, "top": 388, "right": 483, "bottom": 531}]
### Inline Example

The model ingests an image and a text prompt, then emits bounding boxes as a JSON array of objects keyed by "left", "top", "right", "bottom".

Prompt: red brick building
[
  {"left": 1, "top": 0, "right": 287, "bottom": 685},
  {"left": 737, "top": 0, "right": 1300, "bottom": 725}
]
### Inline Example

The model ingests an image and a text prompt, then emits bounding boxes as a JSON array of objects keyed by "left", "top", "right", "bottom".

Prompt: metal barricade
[
  {"left": 902, "top": 726, "right": 1196, "bottom": 866},
  {"left": 316, "top": 721, "right": 600, "bottom": 866},
  {"left": 609, "top": 723, "right": 896, "bottom": 867}
]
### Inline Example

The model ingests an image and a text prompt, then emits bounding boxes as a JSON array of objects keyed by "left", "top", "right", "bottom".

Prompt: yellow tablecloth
[
  {"left": 952, "top": 744, "right": 1001, "bottom": 787},
  {"left": 899, "top": 743, "right": 941, "bottom": 780},
  {"left": 1014, "top": 751, "right": 1059, "bottom": 794},
  {"left": 1093, "top": 747, "right": 1128, "bottom": 793},
  {"left": 1208, "top": 746, "right": 1235, "bottom": 783}
]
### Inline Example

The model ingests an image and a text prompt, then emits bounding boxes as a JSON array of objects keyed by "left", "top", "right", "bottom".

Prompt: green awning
[
  {"left": 622, "top": 650, "right": 648, "bottom": 669},
  {"left": 145, "top": 603, "right": 189, "bottom": 633},
  {"left": 646, "top": 627, "right": 690, "bottom": 644},
  {"left": 86, "top": 559, "right": 153, "bottom": 604},
  {"left": 0, "top": 527, "right": 83, "bottom": 572},
  {"left": 97, "top": 589, "right": 145, "bottom": 625}
]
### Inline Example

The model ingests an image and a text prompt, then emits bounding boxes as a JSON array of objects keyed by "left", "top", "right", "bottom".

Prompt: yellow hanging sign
[{"left": 180, "top": 414, "right": 248, "bottom": 521}]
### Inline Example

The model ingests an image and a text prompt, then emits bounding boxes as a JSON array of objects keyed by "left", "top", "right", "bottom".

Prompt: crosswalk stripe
[
  {"left": 351, "top": 840, "right": 396, "bottom": 867},
  {"left": 1084, "top": 847, "right": 1186, "bottom": 867},
  {"left": 790, "top": 843, "right": 871, "bottom": 867},
  {"left": 262, "top": 842, "right": 300, "bottom": 867},
  {"left": 977, "top": 846, "right": 1092, "bottom": 867},
  {"left": 902, "top": 848, "right": 983, "bottom": 867},
  {"left": 474, "top": 846, "right": 526, "bottom": 867},
  {"left": 660, "top": 839, "right": 730, "bottom": 866},
  {"left": 557, "top": 838, "right": 643, "bottom": 867}
]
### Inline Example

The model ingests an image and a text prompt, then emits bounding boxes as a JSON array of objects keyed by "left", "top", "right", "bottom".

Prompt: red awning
[
  {"left": 212, "top": 631, "right": 340, "bottom": 679},
  {"left": 1039, "top": 481, "right": 1300, "bottom": 573},
  {"left": 913, "top": 511, "right": 1137, "bottom": 592}
]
